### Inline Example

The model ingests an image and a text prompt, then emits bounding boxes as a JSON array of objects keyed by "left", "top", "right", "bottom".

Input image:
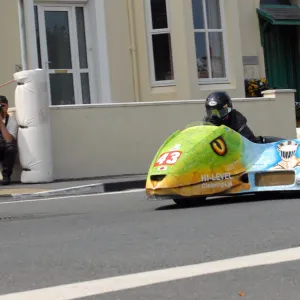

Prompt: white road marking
[
  {"left": 0, "top": 189, "right": 146, "bottom": 205},
  {"left": 1, "top": 246, "right": 300, "bottom": 299}
]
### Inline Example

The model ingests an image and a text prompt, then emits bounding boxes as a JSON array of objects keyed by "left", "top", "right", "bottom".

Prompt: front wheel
[{"left": 173, "top": 197, "right": 206, "bottom": 207}]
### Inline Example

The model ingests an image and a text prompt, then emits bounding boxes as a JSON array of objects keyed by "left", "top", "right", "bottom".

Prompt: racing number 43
[{"left": 154, "top": 151, "right": 182, "bottom": 167}]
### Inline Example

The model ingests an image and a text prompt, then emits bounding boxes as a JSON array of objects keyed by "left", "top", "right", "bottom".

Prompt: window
[
  {"left": 34, "top": 4, "right": 93, "bottom": 105},
  {"left": 145, "top": 0, "right": 174, "bottom": 85},
  {"left": 192, "top": 0, "right": 228, "bottom": 83}
]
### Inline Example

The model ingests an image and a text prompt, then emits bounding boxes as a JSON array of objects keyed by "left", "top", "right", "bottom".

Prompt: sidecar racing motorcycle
[{"left": 145, "top": 121, "right": 300, "bottom": 206}]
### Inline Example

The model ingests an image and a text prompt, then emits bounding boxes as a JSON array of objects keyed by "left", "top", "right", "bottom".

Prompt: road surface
[{"left": 0, "top": 190, "right": 300, "bottom": 299}]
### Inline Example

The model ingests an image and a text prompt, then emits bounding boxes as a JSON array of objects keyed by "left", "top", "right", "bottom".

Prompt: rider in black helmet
[{"left": 203, "top": 91, "right": 257, "bottom": 142}]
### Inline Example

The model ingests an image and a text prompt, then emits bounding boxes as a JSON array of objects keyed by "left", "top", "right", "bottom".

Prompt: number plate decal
[{"left": 154, "top": 151, "right": 182, "bottom": 167}]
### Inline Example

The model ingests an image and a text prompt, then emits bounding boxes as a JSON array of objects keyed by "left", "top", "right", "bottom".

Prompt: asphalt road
[{"left": 0, "top": 190, "right": 300, "bottom": 299}]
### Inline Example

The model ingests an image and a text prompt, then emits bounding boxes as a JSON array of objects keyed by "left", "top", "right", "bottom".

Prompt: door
[
  {"left": 262, "top": 23, "right": 300, "bottom": 102},
  {"left": 37, "top": 6, "right": 92, "bottom": 105}
]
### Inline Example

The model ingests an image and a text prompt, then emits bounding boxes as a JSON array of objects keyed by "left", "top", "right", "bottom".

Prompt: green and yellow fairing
[{"left": 146, "top": 123, "right": 252, "bottom": 198}]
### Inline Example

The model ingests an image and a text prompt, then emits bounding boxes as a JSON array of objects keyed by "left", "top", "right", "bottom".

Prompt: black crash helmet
[{"left": 205, "top": 91, "right": 232, "bottom": 119}]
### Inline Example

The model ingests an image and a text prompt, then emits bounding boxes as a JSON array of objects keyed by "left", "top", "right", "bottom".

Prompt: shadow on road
[{"left": 155, "top": 192, "right": 300, "bottom": 211}]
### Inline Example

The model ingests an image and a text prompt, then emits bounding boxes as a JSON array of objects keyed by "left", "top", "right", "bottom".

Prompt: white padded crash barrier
[{"left": 13, "top": 69, "right": 53, "bottom": 183}]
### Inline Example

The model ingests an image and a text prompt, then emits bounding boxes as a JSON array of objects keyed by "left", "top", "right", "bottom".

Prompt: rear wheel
[{"left": 173, "top": 197, "right": 206, "bottom": 207}]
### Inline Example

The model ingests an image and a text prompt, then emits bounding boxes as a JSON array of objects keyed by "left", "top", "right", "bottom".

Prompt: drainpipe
[
  {"left": 127, "top": 0, "right": 140, "bottom": 102},
  {"left": 18, "top": 0, "right": 28, "bottom": 70}
]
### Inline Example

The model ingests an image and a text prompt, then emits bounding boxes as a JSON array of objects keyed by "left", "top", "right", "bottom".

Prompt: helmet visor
[{"left": 206, "top": 106, "right": 230, "bottom": 119}]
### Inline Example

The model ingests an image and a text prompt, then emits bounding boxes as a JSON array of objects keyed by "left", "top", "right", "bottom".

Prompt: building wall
[
  {"left": 132, "top": 0, "right": 246, "bottom": 102},
  {"left": 238, "top": 0, "right": 266, "bottom": 79},
  {"left": 0, "top": 0, "right": 21, "bottom": 107},
  {"left": 240, "top": 0, "right": 300, "bottom": 81},
  {"left": 0, "top": 1, "right": 297, "bottom": 181},
  {"left": 50, "top": 91, "right": 296, "bottom": 180},
  {"left": 104, "top": 0, "right": 135, "bottom": 103},
  {"left": 0, "top": 0, "right": 282, "bottom": 106}
]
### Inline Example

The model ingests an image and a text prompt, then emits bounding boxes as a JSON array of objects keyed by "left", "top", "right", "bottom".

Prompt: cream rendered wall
[
  {"left": 235, "top": 0, "right": 264, "bottom": 118},
  {"left": 0, "top": 0, "right": 254, "bottom": 106},
  {"left": 132, "top": 0, "right": 177, "bottom": 102},
  {"left": 104, "top": 0, "right": 135, "bottom": 103},
  {"left": 49, "top": 90, "right": 296, "bottom": 180},
  {"left": 0, "top": 0, "right": 21, "bottom": 107},
  {"left": 132, "top": 0, "right": 246, "bottom": 103},
  {"left": 238, "top": 0, "right": 266, "bottom": 79}
]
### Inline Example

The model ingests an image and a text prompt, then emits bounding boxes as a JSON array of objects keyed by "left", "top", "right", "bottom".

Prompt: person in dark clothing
[
  {"left": 203, "top": 91, "right": 257, "bottom": 142},
  {"left": 0, "top": 96, "right": 18, "bottom": 185}
]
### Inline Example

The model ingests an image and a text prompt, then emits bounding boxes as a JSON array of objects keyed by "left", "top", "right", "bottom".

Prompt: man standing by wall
[{"left": 0, "top": 96, "right": 18, "bottom": 185}]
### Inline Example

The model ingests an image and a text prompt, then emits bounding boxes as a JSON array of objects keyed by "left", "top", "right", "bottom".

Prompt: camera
[{"left": 0, "top": 105, "right": 5, "bottom": 117}]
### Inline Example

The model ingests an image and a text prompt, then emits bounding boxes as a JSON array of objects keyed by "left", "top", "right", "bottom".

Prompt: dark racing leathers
[
  {"left": 0, "top": 115, "right": 17, "bottom": 181},
  {"left": 204, "top": 109, "right": 257, "bottom": 142}
]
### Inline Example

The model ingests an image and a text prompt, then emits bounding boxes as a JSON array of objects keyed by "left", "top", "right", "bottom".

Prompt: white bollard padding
[{"left": 13, "top": 69, "right": 53, "bottom": 183}]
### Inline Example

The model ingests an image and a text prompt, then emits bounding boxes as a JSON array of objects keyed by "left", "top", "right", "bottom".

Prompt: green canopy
[{"left": 257, "top": 5, "right": 300, "bottom": 25}]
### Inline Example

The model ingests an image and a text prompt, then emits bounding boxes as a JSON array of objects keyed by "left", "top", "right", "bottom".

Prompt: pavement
[
  {"left": 0, "top": 190, "right": 300, "bottom": 299},
  {"left": 0, "top": 174, "right": 146, "bottom": 199}
]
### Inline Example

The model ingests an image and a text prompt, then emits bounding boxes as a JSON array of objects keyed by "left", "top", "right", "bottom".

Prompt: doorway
[
  {"left": 257, "top": 1, "right": 300, "bottom": 102},
  {"left": 34, "top": 4, "right": 93, "bottom": 105},
  {"left": 260, "top": 23, "right": 300, "bottom": 102}
]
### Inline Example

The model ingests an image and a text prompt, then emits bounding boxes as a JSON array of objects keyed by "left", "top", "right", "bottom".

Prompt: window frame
[
  {"left": 34, "top": 2, "right": 96, "bottom": 105},
  {"left": 145, "top": 0, "right": 175, "bottom": 87},
  {"left": 193, "top": 0, "right": 230, "bottom": 85}
]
